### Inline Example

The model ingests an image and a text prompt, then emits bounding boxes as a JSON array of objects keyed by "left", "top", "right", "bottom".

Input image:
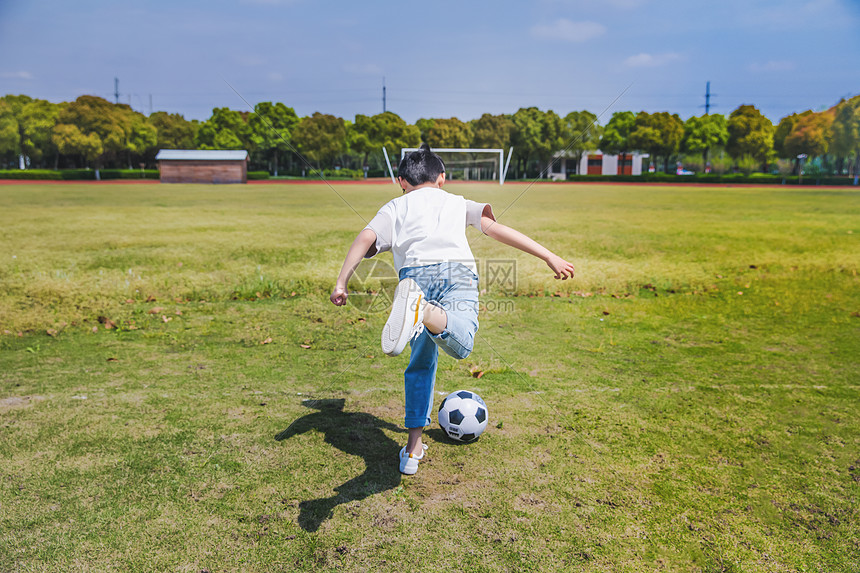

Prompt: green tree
[
  {"left": 1, "top": 95, "right": 35, "bottom": 167},
  {"left": 351, "top": 111, "right": 420, "bottom": 168},
  {"left": 469, "top": 113, "right": 513, "bottom": 149},
  {"left": 19, "top": 99, "right": 60, "bottom": 167},
  {"left": 628, "top": 121, "right": 661, "bottom": 170},
  {"left": 630, "top": 111, "right": 684, "bottom": 172},
  {"left": 782, "top": 111, "right": 833, "bottom": 174},
  {"left": 249, "top": 102, "right": 299, "bottom": 176},
  {"left": 0, "top": 95, "right": 33, "bottom": 117},
  {"left": 291, "top": 112, "right": 348, "bottom": 169},
  {"left": 831, "top": 95, "right": 860, "bottom": 180},
  {"left": 0, "top": 101, "right": 20, "bottom": 164},
  {"left": 195, "top": 107, "right": 254, "bottom": 151},
  {"left": 599, "top": 111, "right": 636, "bottom": 173},
  {"left": 562, "top": 110, "right": 602, "bottom": 175},
  {"left": 1, "top": 96, "right": 33, "bottom": 166},
  {"left": 682, "top": 114, "right": 728, "bottom": 166},
  {"left": 53, "top": 95, "right": 127, "bottom": 175},
  {"left": 149, "top": 111, "right": 197, "bottom": 150},
  {"left": 465, "top": 114, "right": 515, "bottom": 180},
  {"left": 121, "top": 109, "right": 157, "bottom": 168},
  {"left": 425, "top": 117, "right": 472, "bottom": 148},
  {"left": 511, "top": 107, "right": 565, "bottom": 178},
  {"left": 773, "top": 111, "right": 810, "bottom": 161},
  {"left": 52, "top": 123, "right": 103, "bottom": 167},
  {"left": 726, "top": 105, "right": 774, "bottom": 173},
  {"left": 415, "top": 118, "right": 435, "bottom": 143}
]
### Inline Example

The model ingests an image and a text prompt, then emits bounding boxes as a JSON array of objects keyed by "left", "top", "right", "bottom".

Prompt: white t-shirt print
[{"left": 364, "top": 186, "right": 491, "bottom": 276}]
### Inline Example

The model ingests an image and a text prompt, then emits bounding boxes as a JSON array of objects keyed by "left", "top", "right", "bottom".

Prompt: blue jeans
[{"left": 399, "top": 262, "right": 479, "bottom": 428}]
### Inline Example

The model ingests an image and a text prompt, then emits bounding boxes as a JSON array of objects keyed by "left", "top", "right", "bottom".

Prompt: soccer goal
[{"left": 394, "top": 147, "right": 515, "bottom": 185}]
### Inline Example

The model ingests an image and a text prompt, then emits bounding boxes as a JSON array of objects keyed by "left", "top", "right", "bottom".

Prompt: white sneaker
[
  {"left": 399, "top": 444, "right": 428, "bottom": 475},
  {"left": 382, "top": 278, "right": 426, "bottom": 357}
]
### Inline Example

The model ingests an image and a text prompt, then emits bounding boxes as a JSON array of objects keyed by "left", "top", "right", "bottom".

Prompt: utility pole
[
  {"left": 149, "top": 94, "right": 153, "bottom": 115},
  {"left": 114, "top": 77, "right": 120, "bottom": 104},
  {"left": 382, "top": 77, "right": 386, "bottom": 113},
  {"left": 704, "top": 81, "right": 711, "bottom": 115}
]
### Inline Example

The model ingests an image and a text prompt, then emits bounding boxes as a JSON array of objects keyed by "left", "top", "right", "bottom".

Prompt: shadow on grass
[
  {"left": 275, "top": 399, "right": 405, "bottom": 532},
  {"left": 425, "top": 428, "right": 461, "bottom": 444}
]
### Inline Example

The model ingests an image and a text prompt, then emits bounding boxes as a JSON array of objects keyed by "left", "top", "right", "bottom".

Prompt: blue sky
[{"left": 1, "top": 0, "right": 858, "bottom": 124}]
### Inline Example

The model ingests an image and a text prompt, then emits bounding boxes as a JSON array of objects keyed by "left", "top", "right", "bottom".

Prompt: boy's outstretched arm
[
  {"left": 330, "top": 228, "right": 377, "bottom": 306},
  {"left": 482, "top": 213, "right": 575, "bottom": 279}
]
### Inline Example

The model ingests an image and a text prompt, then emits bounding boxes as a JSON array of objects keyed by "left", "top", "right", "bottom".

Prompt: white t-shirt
[{"left": 364, "top": 186, "right": 491, "bottom": 275}]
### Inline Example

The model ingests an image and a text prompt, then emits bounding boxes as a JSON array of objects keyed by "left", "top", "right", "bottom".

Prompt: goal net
[{"left": 399, "top": 147, "right": 514, "bottom": 185}]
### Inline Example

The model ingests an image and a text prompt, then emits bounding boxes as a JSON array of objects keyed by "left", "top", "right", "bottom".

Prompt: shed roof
[{"left": 156, "top": 149, "right": 249, "bottom": 161}]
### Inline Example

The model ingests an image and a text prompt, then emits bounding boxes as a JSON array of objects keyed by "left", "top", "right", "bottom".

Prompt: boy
[{"left": 330, "top": 144, "right": 575, "bottom": 475}]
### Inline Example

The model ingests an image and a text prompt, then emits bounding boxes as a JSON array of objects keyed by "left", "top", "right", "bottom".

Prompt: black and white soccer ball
[{"left": 438, "top": 390, "right": 488, "bottom": 443}]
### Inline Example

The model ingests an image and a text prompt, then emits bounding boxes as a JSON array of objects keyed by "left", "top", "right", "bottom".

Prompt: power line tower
[
  {"left": 114, "top": 77, "right": 120, "bottom": 104},
  {"left": 703, "top": 81, "right": 714, "bottom": 115}
]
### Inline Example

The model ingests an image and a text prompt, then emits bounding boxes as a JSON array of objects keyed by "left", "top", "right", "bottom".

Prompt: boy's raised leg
[
  {"left": 382, "top": 278, "right": 426, "bottom": 357},
  {"left": 423, "top": 303, "right": 448, "bottom": 334}
]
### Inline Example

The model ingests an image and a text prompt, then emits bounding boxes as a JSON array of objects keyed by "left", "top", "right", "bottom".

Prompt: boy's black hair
[{"left": 397, "top": 143, "right": 446, "bottom": 186}]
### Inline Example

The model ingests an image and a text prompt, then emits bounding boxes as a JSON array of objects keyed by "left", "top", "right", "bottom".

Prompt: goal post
[{"left": 398, "top": 147, "right": 515, "bottom": 185}]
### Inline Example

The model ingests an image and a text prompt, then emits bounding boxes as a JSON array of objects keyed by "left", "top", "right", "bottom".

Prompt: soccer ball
[{"left": 438, "top": 390, "right": 488, "bottom": 443}]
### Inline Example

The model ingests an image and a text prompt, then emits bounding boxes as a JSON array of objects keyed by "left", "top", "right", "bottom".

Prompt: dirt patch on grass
[
  {"left": 54, "top": 453, "right": 114, "bottom": 473},
  {"left": 0, "top": 395, "right": 46, "bottom": 410},
  {"left": 224, "top": 407, "right": 248, "bottom": 420},
  {"left": 360, "top": 401, "right": 403, "bottom": 424},
  {"left": 515, "top": 493, "right": 555, "bottom": 512}
]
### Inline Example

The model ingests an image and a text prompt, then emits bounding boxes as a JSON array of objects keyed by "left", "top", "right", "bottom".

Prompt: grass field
[{"left": 1, "top": 181, "right": 858, "bottom": 572}]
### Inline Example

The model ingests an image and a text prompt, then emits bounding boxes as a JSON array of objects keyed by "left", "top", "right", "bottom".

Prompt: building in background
[
  {"left": 156, "top": 150, "right": 249, "bottom": 184},
  {"left": 550, "top": 151, "right": 649, "bottom": 179}
]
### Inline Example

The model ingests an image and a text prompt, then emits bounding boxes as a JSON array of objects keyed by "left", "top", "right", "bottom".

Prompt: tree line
[{"left": 1, "top": 93, "right": 858, "bottom": 178}]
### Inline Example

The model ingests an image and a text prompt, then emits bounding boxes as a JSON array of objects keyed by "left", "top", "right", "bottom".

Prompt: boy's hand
[
  {"left": 546, "top": 254, "right": 575, "bottom": 280},
  {"left": 330, "top": 284, "right": 348, "bottom": 306}
]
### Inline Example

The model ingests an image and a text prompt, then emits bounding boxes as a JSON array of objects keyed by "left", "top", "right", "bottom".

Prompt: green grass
[{"left": 1, "top": 181, "right": 858, "bottom": 572}]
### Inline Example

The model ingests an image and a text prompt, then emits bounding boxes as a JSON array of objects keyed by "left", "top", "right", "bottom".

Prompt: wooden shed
[{"left": 156, "top": 149, "right": 249, "bottom": 184}]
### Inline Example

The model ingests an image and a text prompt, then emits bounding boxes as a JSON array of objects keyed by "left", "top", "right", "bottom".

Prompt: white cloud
[
  {"left": 0, "top": 71, "right": 34, "bottom": 80},
  {"left": 623, "top": 52, "right": 683, "bottom": 68},
  {"left": 748, "top": 60, "right": 795, "bottom": 72},
  {"left": 267, "top": 72, "right": 284, "bottom": 81},
  {"left": 530, "top": 19, "right": 606, "bottom": 43}
]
